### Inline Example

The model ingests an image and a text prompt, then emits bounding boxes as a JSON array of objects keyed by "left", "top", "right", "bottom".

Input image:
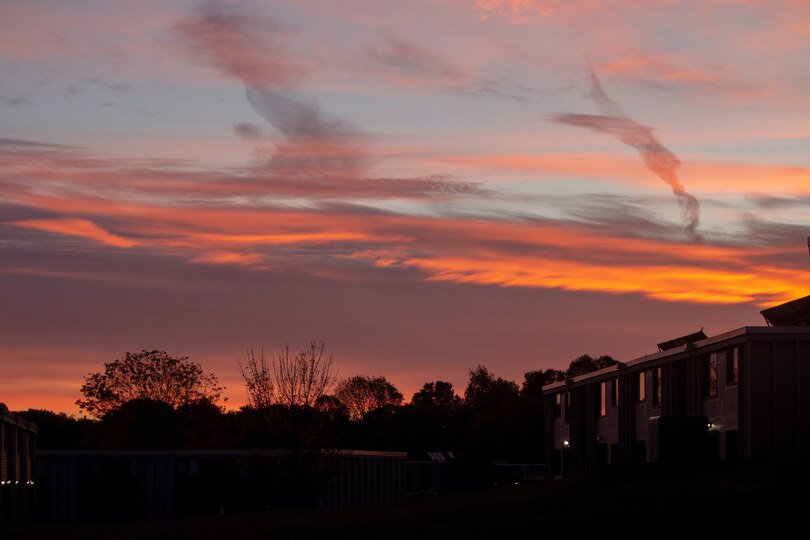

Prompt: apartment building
[
  {"left": 0, "top": 409, "right": 38, "bottom": 528},
  {"left": 544, "top": 296, "right": 810, "bottom": 476}
]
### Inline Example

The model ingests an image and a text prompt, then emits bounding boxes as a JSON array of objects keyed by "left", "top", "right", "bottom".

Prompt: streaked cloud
[
  {"left": 552, "top": 69, "right": 702, "bottom": 241},
  {"left": 362, "top": 37, "right": 467, "bottom": 86},
  {"left": 12, "top": 218, "right": 140, "bottom": 248},
  {"left": 472, "top": 0, "right": 558, "bottom": 23}
]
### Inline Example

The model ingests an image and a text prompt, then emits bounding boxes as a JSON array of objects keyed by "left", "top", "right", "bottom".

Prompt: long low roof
[
  {"left": 1, "top": 412, "right": 39, "bottom": 433},
  {"left": 543, "top": 325, "right": 810, "bottom": 394},
  {"left": 38, "top": 449, "right": 408, "bottom": 458}
]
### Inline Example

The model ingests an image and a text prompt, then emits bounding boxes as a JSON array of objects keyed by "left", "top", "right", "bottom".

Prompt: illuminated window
[
  {"left": 705, "top": 354, "right": 719, "bottom": 397},
  {"left": 637, "top": 372, "right": 646, "bottom": 402},
  {"left": 599, "top": 382, "right": 607, "bottom": 417},
  {"left": 652, "top": 367, "right": 662, "bottom": 407},
  {"left": 726, "top": 348, "right": 739, "bottom": 385},
  {"left": 554, "top": 394, "right": 562, "bottom": 418}
]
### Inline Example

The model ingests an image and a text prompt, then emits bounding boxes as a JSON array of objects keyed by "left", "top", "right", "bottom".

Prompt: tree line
[{"left": 15, "top": 343, "right": 617, "bottom": 463}]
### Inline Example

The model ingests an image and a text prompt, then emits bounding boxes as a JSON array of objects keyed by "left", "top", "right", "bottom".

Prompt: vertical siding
[
  {"left": 748, "top": 341, "right": 774, "bottom": 459},
  {"left": 773, "top": 341, "right": 798, "bottom": 460},
  {"left": 798, "top": 341, "right": 810, "bottom": 458}
]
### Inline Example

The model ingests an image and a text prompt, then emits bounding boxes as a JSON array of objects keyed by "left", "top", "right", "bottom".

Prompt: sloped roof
[
  {"left": 761, "top": 295, "right": 810, "bottom": 327},
  {"left": 657, "top": 329, "right": 707, "bottom": 351}
]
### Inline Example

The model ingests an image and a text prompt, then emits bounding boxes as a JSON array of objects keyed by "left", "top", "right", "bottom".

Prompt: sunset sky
[{"left": 2, "top": 0, "right": 808, "bottom": 414}]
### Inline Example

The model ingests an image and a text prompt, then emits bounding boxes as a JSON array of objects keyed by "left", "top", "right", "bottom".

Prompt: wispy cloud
[
  {"left": 232, "top": 122, "right": 265, "bottom": 141},
  {"left": 472, "top": 0, "right": 558, "bottom": 24},
  {"left": 3, "top": 135, "right": 808, "bottom": 308},
  {"left": 12, "top": 218, "right": 140, "bottom": 248},
  {"left": 597, "top": 54, "right": 775, "bottom": 99},
  {"left": 363, "top": 37, "right": 467, "bottom": 86},
  {"left": 357, "top": 35, "right": 533, "bottom": 101},
  {"left": 552, "top": 68, "right": 702, "bottom": 242},
  {"left": 175, "top": 1, "right": 480, "bottom": 199},
  {"left": 174, "top": 0, "right": 304, "bottom": 89}
]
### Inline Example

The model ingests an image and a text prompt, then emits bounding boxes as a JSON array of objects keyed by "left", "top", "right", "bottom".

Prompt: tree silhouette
[
  {"left": 411, "top": 381, "right": 461, "bottom": 409},
  {"left": 566, "top": 354, "right": 618, "bottom": 378},
  {"left": 272, "top": 340, "right": 337, "bottom": 408},
  {"left": 76, "top": 350, "right": 224, "bottom": 417},
  {"left": 521, "top": 369, "right": 565, "bottom": 399},
  {"left": 335, "top": 375, "right": 403, "bottom": 420},
  {"left": 238, "top": 349, "right": 274, "bottom": 409},
  {"left": 464, "top": 365, "right": 518, "bottom": 408}
]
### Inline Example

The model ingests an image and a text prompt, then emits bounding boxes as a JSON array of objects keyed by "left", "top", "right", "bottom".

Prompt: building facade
[
  {"left": 0, "top": 411, "right": 38, "bottom": 528},
  {"left": 544, "top": 325, "right": 810, "bottom": 476},
  {"left": 36, "top": 448, "right": 407, "bottom": 524}
]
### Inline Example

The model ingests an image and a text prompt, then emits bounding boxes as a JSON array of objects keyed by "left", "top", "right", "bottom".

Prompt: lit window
[
  {"left": 705, "top": 354, "right": 719, "bottom": 397},
  {"left": 637, "top": 372, "right": 646, "bottom": 402},
  {"left": 600, "top": 382, "right": 607, "bottom": 417},
  {"left": 554, "top": 394, "right": 562, "bottom": 418},
  {"left": 726, "top": 348, "right": 739, "bottom": 385}
]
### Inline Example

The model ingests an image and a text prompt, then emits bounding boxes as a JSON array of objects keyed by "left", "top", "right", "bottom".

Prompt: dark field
[{"left": 11, "top": 464, "right": 809, "bottom": 539}]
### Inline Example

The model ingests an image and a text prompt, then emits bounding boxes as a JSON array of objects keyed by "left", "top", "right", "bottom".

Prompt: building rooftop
[
  {"left": 761, "top": 295, "right": 810, "bottom": 327},
  {"left": 543, "top": 325, "right": 810, "bottom": 394}
]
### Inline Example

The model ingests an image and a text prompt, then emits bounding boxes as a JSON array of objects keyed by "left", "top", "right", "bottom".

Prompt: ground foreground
[{"left": 12, "top": 464, "right": 809, "bottom": 539}]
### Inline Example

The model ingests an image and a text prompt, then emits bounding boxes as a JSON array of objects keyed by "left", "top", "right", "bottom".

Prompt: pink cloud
[
  {"left": 12, "top": 218, "right": 139, "bottom": 248},
  {"left": 190, "top": 251, "right": 266, "bottom": 267},
  {"left": 174, "top": 1, "right": 305, "bottom": 89},
  {"left": 472, "top": 0, "right": 558, "bottom": 23}
]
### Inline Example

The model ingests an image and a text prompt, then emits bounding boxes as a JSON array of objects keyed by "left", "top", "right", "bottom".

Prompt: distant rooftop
[
  {"left": 761, "top": 295, "right": 810, "bottom": 327},
  {"left": 657, "top": 329, "right": 707, "bottom": 352}
]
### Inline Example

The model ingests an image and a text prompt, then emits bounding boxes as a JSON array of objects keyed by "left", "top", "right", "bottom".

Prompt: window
[
  {"left": 726, "top": 348, "right": 739, "bottom": 385},
  {"left": 705, "top": 354, "right": 719, "bottom": 397},
  {"left": 637, "top": 372, "right": 646, "bottom": 402},
  {"left": 564, "top": 391, "right": 571, "bottom": 422},
  {"left": 600, "top": 382, "right": 607, "bottom": 417},
  {"left": 652, "top": 367, "right": 662, "bottom": 407},
  {"left": 611, "top": 379, "right": 619, "bottom": 407},
  {"left": 554, "top": 394, "right": 562, "bottom": 418}
]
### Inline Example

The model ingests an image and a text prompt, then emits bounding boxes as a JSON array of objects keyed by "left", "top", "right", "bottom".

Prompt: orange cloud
[
  {"left": 597, "top": 54, "right": 774, "bottom": 99},
  {"left": 4, "top": 138, "right": 808, "bottom": 310},
  {"left": 190, "top": 251, "right": 266, "bottom": 267},
  {"left": 430, "top": 152, "right": 810, "bottom": 194},
  {"left": 356, "top": 248, "right": 810, "bottom": 306},
  {"left": 12, "top": 218, "right": 139, "bottom": 248}
]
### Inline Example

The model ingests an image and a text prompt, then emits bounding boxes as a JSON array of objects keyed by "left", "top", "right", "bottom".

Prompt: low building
[
  {"left": 544, "top": 296, "right": 810, "bottom": 477},
  {"left": 36, "top": 448, "right": 407, "bottom": 525},
  {"left": 0, "top": 409, "right": 38, "bottom": 529}
]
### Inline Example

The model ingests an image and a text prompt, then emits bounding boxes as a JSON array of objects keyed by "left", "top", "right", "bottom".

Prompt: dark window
[
  {"left": 726, "top": 348, "right": 739, "bottom": 385},
  {"left": 564, "top": 392, "right": 571, "bottom": 422},
  {"left": 637, "top": 372, "right": 646, "bottom": 402},
  {"left": 554, "top": 394, "right": 562, "bottom": 418},
  {"left": 652, "top": 367, "right": 662, "bottom": 407},
  {"left": 705, "top": 354, "right": 719, "bottom": 397},
  {"left": 611, "top": 379, "right": 619, "bottom": 407},
  {"left": 600, "top": 382, "right": 607, "bottom": 417}
]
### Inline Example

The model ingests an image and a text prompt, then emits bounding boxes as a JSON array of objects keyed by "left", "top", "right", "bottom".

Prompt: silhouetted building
[
  {"left": 36, "top": 449, "right": 406, "bottom": 525},
  {"left": 405, "top": 451, "right": 454, "bottom": 495},
  {"left": 545, "top": 299, "right": 810, "bottom": 476},
  {"left": 0, "top": 411, "right": 38, "bottom": 529}
]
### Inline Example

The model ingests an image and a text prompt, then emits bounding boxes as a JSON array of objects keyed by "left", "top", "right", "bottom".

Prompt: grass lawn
[{"left": 11, "top": 463, "right": 809, "bottom": 539}]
